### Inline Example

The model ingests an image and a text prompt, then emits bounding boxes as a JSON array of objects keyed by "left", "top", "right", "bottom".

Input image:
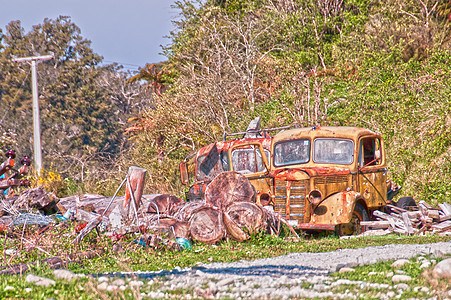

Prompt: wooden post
[
  {"left": 401, "top": 212, "right": 414, "bottom": 235},
  {"left": 123, "top": 166, "right": 147, "bottom": 221}
]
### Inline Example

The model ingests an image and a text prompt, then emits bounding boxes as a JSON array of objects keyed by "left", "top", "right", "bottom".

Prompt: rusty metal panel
[
  {"left": 296, "top": 223, "right": 336, "bottom": 231},
  {"left": 314, "top": 175, "right": 348, "bottom": 184},
  {"left": 359, "top": 169, "right": 388, "bottom": 209},
  {"left": 250, "top": 177, "right": 272, "bottom": 203},
  {"left": 273, "top": 126, "right": 378, "bottom": 146},
  {"left": 312, "top": 174, "right": 352, "bottom": 201},
  {"left": 310, "top": 191, "right": 358, "bottom": 225},
  {"left": 274, "top": 180, "right": 287, "bottom": 216},
  {"left": 271, "top": 167, "right": 351, "bottom": 178}
]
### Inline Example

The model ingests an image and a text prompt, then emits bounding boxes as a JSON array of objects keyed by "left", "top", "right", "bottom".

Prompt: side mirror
[{"left": 180, "top": 161, "right": 189, "bottom": 185}]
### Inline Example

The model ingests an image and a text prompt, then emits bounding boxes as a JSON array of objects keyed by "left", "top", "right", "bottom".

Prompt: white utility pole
[{"left": 12, "top": 53, "right": 54, "bottom": 175}]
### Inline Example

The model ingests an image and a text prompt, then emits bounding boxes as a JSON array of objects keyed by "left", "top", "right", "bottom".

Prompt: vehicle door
[
  {"left": 357, "top": 136, "right": 388, "bottom": 208},
  {"left": 228, "top": 142, "right": 272, "bottom": 205}
]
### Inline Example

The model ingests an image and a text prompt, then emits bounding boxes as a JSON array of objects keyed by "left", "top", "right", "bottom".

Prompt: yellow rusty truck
[{"left": 268, "top": 126, "right": 400, "bottom": 235}]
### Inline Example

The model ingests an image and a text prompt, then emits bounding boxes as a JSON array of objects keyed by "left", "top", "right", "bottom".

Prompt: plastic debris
[
  {"left": 12, "top": 213, "right": 54, "bottom": 227},
  {"left": 176, "top": 237, "right": 192, "bottom": 250}
]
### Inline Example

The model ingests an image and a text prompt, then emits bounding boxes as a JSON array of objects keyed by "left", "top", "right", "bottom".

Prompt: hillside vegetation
[
  {"left": 127, "top": 0, "right": 451, "bottom": 204},
  {"left": 1, "top": 0, "right": 450, "bottom": 204}
]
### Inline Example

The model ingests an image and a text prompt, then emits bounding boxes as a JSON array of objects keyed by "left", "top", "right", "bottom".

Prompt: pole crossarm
[{"left": 11, "top": 54, "right": 54, "bottom": 63}]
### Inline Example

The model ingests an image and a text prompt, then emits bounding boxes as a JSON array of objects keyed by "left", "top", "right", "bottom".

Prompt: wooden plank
[
  {"left": 431, "top": 220, "right": 451, "bottom": 231},
  {"left": 390, "top": 217, "right": 403, "bottom": 231},
  {"left": 360, "top": 220, "right": 390, "bottom": 229},
  {"left": 373, "top": 210, "right": 403, "bottom": 230},
  {"left": 386, "top": 205, "right": 407, "bottom": 213},
  {"left": 427, "top": 210, "right": 440, "bottom": 220},
  {"left": 418, "top": 202, "right": 429, "bottom": 218},
  {"left": 438, "top": 203, "right": 451, "bottom": 216},
  {"left": 373, "top": 210, "right": 392, "bottom": 220},
  {"left": 418, "top": 200, "right": 439, "bottom": 210},
  {"left": 432, "top": 224, "right": 451, "bottom": 232},
  {"left": 407, "top": 211, "right": 421, "bottom": 219},
  {"left": 439, "top": 214, "right": 451, "bottom": 222},
  {"left": 417, "top": 225, "right": 430, "bottom": 235},
  {"left": 402, "top": 212, "right": 415, "bottom": 235},
  {"left": 388, "top": 213, "right": 403, "bottom": 220},
  {"left": 420, "top": 215, "right": 433, "bottom": 223},
  {"left": 393, "top": 227, "right": 407, "bottom": 234},
  {"left": 358, "top": 229, "right": 391, "bottom": 237}
]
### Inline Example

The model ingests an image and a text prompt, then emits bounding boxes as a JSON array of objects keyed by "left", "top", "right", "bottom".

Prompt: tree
[{"left": 0, "top": 17, "right": 150, "bottom": 189}]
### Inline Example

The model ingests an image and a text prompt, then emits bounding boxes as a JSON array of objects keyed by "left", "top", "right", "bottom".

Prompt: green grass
[
  {"left": 0, "top": 224, "right": 449, "bottom": 299},
  {"left": 331, "top": 255, "right": 451, "bottom": 299},
  {"left": 65, "top": 233, "right": 448, "bottom": 273}
]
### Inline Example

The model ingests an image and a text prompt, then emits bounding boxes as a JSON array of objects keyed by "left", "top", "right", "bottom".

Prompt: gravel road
[{"left": 95, "top": 241, "right": 451, "bottom": 299}]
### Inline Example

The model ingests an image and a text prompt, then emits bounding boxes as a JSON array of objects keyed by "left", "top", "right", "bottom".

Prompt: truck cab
[
  {"left": 269, "top": 126, "right": 388, "bottom": 235},
  {"left": 180, "top": 136, "right": 273, "bottom": 205}
]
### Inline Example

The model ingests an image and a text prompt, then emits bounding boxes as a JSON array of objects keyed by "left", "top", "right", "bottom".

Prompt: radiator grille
[{"left": 274, "top": 180, "right": 307, "bottom": 221}]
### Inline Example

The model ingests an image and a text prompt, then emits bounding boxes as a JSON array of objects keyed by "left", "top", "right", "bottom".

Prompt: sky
[{"left": 0, "top": 0, "right": 178, "bottom": 70}]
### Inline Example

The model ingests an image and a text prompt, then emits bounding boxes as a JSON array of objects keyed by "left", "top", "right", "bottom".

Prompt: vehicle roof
[
  {"left": 197, "top": 137, "right": 272, "bottom": 157},
  {"left": 273, "top": 126, "right": 379, "bottom": 143}
]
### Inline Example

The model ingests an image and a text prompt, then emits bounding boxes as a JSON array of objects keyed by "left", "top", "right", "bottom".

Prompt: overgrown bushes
[{"left": 126, "top": 0, "right": 450, "bottom": 203}]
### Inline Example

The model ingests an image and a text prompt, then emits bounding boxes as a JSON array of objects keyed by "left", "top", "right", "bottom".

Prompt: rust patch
[
  {"left": 197, "top": 137, "right": 272, "bottom": 157},
  {"left": 296, "top": 223, "right": 335, "bottom": 231},
  {"left": 271, "top": 169, "right": 309, "bottom": 181}
]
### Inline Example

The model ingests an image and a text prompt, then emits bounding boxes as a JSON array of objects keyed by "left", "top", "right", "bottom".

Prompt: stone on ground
[
  {"left": 54, "top": 269, "right": 76, "bottom": 281},
  {"left": 25, "top": 274, "right": 56, "bottom": 287},
  {"left": 339, "top": 267, "right": 355, "bottom": 273},
  {"left": 432, "top": 258, "right": 451, "bottom": 279},
  {"left": 391, "top": 259, "right": 410, "bottom": 268},
  {"left": 391, "top": 275, "right": 412, "bottom": 282}
]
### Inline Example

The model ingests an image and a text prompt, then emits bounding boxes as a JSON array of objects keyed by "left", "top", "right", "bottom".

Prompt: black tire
[
  {"left": 396, "top": 197, "right": 416, "bottom": 210},
  {"left": 336, "top": 203, "right": 369, "bottom": 236}
]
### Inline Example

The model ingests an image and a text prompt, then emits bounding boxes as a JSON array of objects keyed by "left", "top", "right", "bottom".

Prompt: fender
[{"left": 310, "top": 191, "right": 362, "bottom": 225}]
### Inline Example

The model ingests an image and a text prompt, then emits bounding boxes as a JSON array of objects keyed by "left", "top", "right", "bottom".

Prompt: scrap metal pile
[
  {"left": 0, "top": 166, "right": 295, "bottom": 255},
  {"left": 0, "top": 150, "right": 31, "bottom": 192},
  {"left": 58, "top": 169, "right": 296, "bottom": 245},
  {"left": 360, "top": 201, "right": 451, "bottom": 236}
]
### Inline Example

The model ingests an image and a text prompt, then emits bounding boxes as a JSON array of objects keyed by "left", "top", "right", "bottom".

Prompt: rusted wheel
[
  {"left": 396, "top": 197, "right": 416, "bottom": 211},
  {"left": 336, "top": 203, "right": 368, "bottom": 236}
]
